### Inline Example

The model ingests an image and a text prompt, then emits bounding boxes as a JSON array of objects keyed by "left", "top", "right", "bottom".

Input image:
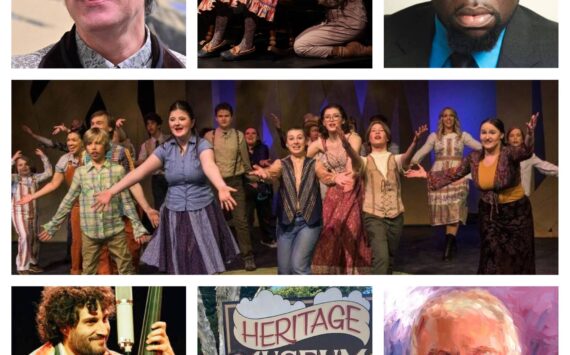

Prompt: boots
[
  {"left": 332, "top": 41, "right": 372, "bottom": 57},
  {"left": 442, "top": 234, "right": 457, "bottom": 261}
]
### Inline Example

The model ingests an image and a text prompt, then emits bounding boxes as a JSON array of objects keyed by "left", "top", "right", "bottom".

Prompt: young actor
[
  {"left": 93, "top": 101, "right": 240, "bottom": 275},
  {"left": 11, "top": 149, "right": 53, "bottom": 274},
  {"left": 411, "top": 107, "right": 482, "bottom": 260},
  {"left": 362, "top": 121, "right": 427, "bottom": 274},
  {"left": 250, "top": 128, "right": 326, "bottom": 274},
  {"left": 40, "top": 128, "right": 149, "bottom": 275},
  {"left": 407, "top": 114, "right": 539, "bottom": 274}
]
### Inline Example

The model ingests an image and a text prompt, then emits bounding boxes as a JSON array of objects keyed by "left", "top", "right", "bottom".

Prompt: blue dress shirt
[{"left": 153, "top": 136, "right": 215, "bottom": 211}]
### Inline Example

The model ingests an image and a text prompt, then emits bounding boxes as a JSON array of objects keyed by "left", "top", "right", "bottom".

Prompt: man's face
[
  {"left": 65, "top": 0, "right": 145, "bottom": 33},
  {"left": 146, "top": 120, "right": 160, "bottom": 136},
  {"left": 64, "top": 304, "right": 110, "bottom": 355},
  {"left": 415, "top": 312, "right": 509, "bottom": 355},
  {"left": 244, "top": 128, "right": 258, "bottom": 146},
  {"left": 90, "top": 115, "right": 111, "bottom": 132},
  {"left": 216, "top": 109, "right": 233, "bottom": 130},
  {"left": 432, "top": 0, "right": 519, "bottom": 52}
]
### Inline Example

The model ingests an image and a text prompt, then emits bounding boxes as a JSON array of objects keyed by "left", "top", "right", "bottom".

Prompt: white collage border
[{"left": 4, "top": 1, "right": 566, "bottom": 354}]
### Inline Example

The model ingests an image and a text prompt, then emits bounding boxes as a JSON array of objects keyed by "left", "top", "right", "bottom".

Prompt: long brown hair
[{"left": 436, "top": 107, "right": 462, "bottom": 140}]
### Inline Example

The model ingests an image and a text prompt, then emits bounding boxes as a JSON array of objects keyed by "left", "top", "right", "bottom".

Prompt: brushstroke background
[{"left": 384, "top": 287, "right": 558, "bottom": 355}]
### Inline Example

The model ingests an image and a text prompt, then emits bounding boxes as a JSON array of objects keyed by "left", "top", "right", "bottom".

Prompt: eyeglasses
[{"left": 323, "top": 114, "right": 342, "bottom": 121}]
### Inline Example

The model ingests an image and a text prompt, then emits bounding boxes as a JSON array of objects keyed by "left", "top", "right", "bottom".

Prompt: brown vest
[{"left": 363, "top": 154, "right": 404, "bottom": 218}]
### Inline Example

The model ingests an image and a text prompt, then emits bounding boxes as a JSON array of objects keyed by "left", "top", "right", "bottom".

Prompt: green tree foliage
[{"left": 272, "top": 286, "right": 372, "bottom": 298}]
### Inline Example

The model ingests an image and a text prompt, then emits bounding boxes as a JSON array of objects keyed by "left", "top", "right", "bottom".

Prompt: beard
[
  {"left": 68, "top": 332, "right": 107, "bottom": 355},
  {"left": 443, "top": 11, "right": 509, "bottom": 54}
]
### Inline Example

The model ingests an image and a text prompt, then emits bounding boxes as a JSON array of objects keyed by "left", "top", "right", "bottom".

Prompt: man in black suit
[{"left": 384, "top": 0, "right": 558, "bottom": 68}]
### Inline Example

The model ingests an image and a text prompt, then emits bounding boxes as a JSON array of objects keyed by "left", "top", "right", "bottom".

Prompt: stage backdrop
[{"left": 11, "top": 80, "right": 558, "bottom": 242}]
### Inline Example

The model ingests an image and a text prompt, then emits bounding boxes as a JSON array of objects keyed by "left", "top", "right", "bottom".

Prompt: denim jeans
[{"left": 277, "top": 216, "right": 321, "bottom": 274}]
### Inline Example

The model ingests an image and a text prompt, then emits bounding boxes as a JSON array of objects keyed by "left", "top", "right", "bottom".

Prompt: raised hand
[
  {"left": 52, "top": 123, "right": 69, "bottom": 135},
  {"left": 413, "top": 124, "right": 428, "bottom": 143},
  {"left": 115, "top": 117, "right": 127, "bottom": 128},
  {"left": 269, "top": 113, "right": 281, "bottom": 129},
  {"left": 12, "top": 150, "right": 23, "bottom": 162},
  {"left": 21, "top": 125, "right": 33, "bottom": 135},
  {"left": 526, "top": 112, "right": 540, "bottom": 131},
  {"left": 34, "top": 148, "right": 46, "bottom": 158}
]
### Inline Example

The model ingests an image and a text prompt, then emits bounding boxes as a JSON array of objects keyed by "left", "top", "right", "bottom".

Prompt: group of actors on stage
[
  {"left": 198, "top": 0, "right": 372, "bottom": 60},
  {"left": 12, "top": 101, "right": 557, "bottom": 275}
]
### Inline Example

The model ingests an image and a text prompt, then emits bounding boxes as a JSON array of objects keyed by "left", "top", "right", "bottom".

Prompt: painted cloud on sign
[
  {"left": 235, "top": 288, "right": 371, "bottom": 319},
  {"left": 314, "top": 288, "right": 371, "bottom": 310},
  {"left": 236, "top": 290, "right": 306, "bottom": 318}
]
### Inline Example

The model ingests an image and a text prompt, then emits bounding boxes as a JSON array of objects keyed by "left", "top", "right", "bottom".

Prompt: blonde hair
[
  {"left": 83, "top": 128, "right": 110, "bottom": 153},
  {"left": 436, "top": 107, "right": 462, "bottom": 140},
  {"left": 410, "top": 289, "right": 521, "bottom": 355}
]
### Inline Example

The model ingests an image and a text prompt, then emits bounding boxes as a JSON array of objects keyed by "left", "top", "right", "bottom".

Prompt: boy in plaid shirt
[{"left": 40, "top": 128, "right": 149, "bottom": 274}]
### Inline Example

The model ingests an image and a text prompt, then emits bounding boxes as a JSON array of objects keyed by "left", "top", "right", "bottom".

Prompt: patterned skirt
[
  {"left": 428, "top": 178, "right": 469, "bottom": 226},
  {"left": 427, "top": 158, "right": 469, "bottom": 226},
  {"left": 478, "top": 196, "right": 535, "bottom": 274},
  {"left": 311, "top": 179, "right": 371, "bottom": 274},
  {"left": 141, "top": 202, "right": 240, "bottom": 274}
]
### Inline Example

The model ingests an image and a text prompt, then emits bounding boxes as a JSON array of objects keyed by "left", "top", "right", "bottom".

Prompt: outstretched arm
[
  {"left": 92, "top": 155, "right": 162, "bottom": 212},
  {"left": 427, "top": 155, "right": 472, "bottom": 190},
  {"left": 17, "top": 172, "right": 65, "bottom": 205},
  {"left": 411, "top": 132, "right": 436, "bottom": 164},
  {"left": 200, "top": 149, "right": 237, "bottom": 211},
  {"left": 525, "top": 113, "right": 538, "bottom": 149},
  {"left": 400, "top": 125, "right": 428, "bottom": 169},
  {"left": 511, "top": 112, "right": 539, "bottom": 163},
  {"left": 33, "top": 149, "right": 53, "bottom": 183},
  {"left": 40, "top": 172, "right": 82, "bottom": 241},
  {"left": 22, "top": 125, "right": 68, "bottom": 152},
  {"left": 249, "top": 160, "right": 283, "bottom": 182},
  {"left": 532, "top": 155, "right": 558, "bottom": 177},
  {"left": 269, "top": 113, "right": 287, "bottom": 149}
]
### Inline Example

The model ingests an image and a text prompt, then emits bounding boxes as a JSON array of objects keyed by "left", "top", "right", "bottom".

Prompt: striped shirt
[{"left": 43, "top": 160, "right": 148, "bottom": 239}]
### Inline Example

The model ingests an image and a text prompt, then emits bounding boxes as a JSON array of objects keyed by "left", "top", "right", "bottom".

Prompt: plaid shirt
[{"left": 43, "top": 160, "right": 148, "bottom": 239}]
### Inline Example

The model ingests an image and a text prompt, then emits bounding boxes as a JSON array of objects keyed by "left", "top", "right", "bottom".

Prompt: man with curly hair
[{"left": 30, "top": 287, "right": 174, "bottom": 355}]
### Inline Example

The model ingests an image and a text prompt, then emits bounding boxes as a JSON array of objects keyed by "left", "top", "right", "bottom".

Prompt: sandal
[
  {"left": 220, "top": 46, "right": 256, "bottom": 61},
  {"left": 198, "top": 40, "right": 228, "bottom": 58}
]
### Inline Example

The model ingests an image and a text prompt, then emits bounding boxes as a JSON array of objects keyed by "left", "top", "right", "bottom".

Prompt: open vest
[
  {"left": 363, "top": 154, "right": 404, "bottom": 218},
  {"left": 38, "top": 25, "right": 184, "bottom": 68},
  {"left": 276, "top": 156, "right": 322, "bottom": 226}
]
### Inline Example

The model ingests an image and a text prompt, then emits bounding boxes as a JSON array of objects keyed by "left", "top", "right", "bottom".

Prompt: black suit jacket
[{"left": 384, "top": 2, "right": 558, "bottom": 68}]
